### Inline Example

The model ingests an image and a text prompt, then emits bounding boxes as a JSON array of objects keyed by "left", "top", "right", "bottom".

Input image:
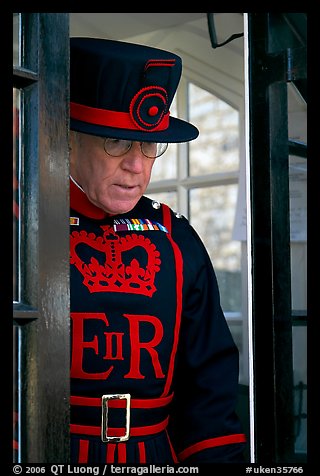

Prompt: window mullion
[{"left": 177, "top": 77, "right": 189, "bottom": 217}]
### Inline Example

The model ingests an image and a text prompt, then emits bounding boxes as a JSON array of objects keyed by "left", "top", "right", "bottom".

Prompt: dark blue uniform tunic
[{"left": 70, "top": 178, "right": 246, "bottom": 464}]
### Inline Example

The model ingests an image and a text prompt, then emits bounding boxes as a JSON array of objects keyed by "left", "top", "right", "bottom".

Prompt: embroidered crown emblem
[{"left": 70, "top": 225, "right": 161, "bottom": 297}]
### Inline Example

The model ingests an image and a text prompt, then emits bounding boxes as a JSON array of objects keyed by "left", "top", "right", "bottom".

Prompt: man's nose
[{"left": 121, "top": 142, "right": 145, "bottom": 173}]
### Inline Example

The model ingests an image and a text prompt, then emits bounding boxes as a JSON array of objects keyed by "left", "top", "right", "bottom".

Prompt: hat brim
[{"left": 70, "top": 116, "right": 199, "bottom": 143}]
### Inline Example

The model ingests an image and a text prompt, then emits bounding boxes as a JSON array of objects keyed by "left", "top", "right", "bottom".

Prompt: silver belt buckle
[{"left": 101, "top": 393, "right": 131, "bottom": 443}]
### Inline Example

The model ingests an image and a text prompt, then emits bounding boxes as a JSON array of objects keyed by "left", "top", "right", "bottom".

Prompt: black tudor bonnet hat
[{"left": 70, "top": 37, "right": 199, "bottom": 143}]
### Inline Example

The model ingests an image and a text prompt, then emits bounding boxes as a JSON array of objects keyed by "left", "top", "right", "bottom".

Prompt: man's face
[{"left": 70, "top": 132, "right": 156, "bottom": 215}]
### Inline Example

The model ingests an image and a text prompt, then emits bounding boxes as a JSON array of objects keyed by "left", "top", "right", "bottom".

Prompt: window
[{"left": 146, "top": 80, "right": 244, "bottom": 374}]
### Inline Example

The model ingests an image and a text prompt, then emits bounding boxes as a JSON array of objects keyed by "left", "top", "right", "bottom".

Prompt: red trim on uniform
[
  {"left": 70, "top": 102, "right": 169, "bottom": 131},
  {"left": 70, "top": 393, "right": 173, "bottom": 408},
  {"left": 138, "top": 441, "right": 146, "bottom": 464},
  {"left": 117, "top": 443, "right": 127, "bottom": 463},
  {"left": 106, "top": 443, "right": 116, "bottom": 463},
  {"left": 178, "top": 433, "right": 247, "bottom": 461},
  {"left": 162, "top": 204, "right": 172, "bottom": 234},
  {"left": 70, "top": 416, "right": 169, "bottom": 437},
  {"left": 13, "top": 440, "right": 18, "bottom": 450},
  {"left": 166, "top": 430, "right": 179, "bottom": 463},
  {"left": 78, "top": 439, "right": 89, "bottom": 463},
  {"left": 161, "top": 204, "right": 184, "bottom": 397}
]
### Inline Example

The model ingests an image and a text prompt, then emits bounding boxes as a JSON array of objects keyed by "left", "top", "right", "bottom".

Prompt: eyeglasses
[{"left": 104, "top": 138, "right": 168, "bottom": 159}]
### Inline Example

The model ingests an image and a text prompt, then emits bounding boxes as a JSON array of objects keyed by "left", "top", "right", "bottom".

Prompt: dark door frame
[
  {"left": 247, "top": 12, "right": 307, "bottom": 463},
  {"left": 13, "top": 13, "right": 70, "bottom": 463}
]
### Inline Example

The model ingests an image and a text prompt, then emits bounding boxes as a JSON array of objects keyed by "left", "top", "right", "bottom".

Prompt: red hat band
[{"left": 70, "top": 86, "right": 170, "bottom": 133}]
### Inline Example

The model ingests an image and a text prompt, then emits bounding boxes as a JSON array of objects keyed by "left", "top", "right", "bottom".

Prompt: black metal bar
[
  {"left": 269, "top": 76, "right": 295, "bottom": 462},
  {"left": 248, "top": 13, "right": 277, "bottom": 461},
  {"left": 206, "top": 13, "right": 243, "bottom": 49},
  {"left": 18, "top": 13, "right": 70, "bottom": 463},
  {"left": 291, "top": 310, "right": 307, "bottom": 326},
  {"left": 248, "top": 13, "right": 296, "bottom": 463},
  {"left": 288, "top": 139, "right": 307, "bottom": 158}
]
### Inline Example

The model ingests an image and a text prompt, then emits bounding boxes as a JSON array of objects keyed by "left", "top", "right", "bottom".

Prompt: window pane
[
  {"left": 190, "top": 184, "right": 241, "bottom": 312},
  {"left": 293, "top": 326, "right": 307, "bottom": 456},
  {"left": 189, "top": 83, "right": 239, "bottom": 175},
  {"left": 289, "top": 155, "right": 307, "bottom": 313},
  {"left": 13, "top": 13, "right": 20, "bottom": 66},
  {"left": 13, "top": 88, "right": 21, "bottom": 302},
  {"left": 150, "top": 143, "right": 178, "bottom": 181}
]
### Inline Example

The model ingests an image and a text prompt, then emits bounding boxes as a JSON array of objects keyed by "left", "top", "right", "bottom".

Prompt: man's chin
[{"left": 97, "top": 199, "right": 140, "bottom": 216}]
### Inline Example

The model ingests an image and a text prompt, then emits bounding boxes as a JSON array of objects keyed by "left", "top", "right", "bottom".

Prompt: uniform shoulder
[
  {"left": 141, "top": 196, "right": 190, "bottom": 227},
  {"left": 141, "top": 196, "right": 208, "bottom": 263}
]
